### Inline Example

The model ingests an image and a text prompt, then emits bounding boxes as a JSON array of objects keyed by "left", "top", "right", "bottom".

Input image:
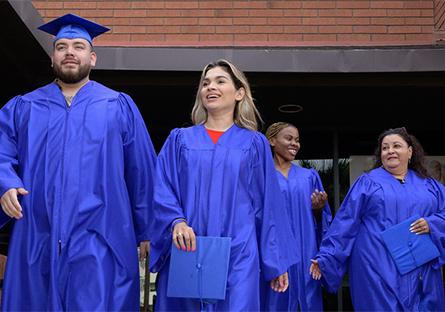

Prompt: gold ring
[{"left": 177, "top": 232, "right": 183, "bottom": 236}]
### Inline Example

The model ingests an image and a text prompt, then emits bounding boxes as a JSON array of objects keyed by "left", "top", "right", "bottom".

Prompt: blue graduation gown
[
  {"left": 262, "top": 165, "right": 332, "bottom": 311},
  {"left": 316, "top": 167, "right": 445, "bottom": 311},
  {"left": 0, "top": 81, "right": 157, "bottom": 311},
  {"left": 150, "top": 125, "right": 297, "bottom": 311}
]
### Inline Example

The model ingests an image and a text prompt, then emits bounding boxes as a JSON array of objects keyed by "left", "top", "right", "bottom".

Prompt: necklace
[
  {"left": 64, "top": 95, "right": 74, "bottom": 106},
  {"left": 204, "top": 122, "right": 234, "bottom": 132},
  {"left": 395, "top": 172, "right": 408, "bottom": 184}
]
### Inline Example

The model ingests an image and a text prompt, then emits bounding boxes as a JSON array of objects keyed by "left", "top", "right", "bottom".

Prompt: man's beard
[{"left": 53, "top": 62, "right": 91, "bottom": 84}]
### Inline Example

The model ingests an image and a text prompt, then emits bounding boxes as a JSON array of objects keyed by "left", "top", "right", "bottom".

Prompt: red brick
[
  {"left": 95, "top": 17, "right": 131, "bottom": 26},
  {"left": 250, "top": 25, "right": 284, "bottom": 33},
  {"left": 147, "top": 10, "right": 182, "bottom": 17},
  {"left": 182, "top": 10, "right": 216, "bottom": 17},
  {"left": 164, "top": 17, "right": 198, "bottom": 25},
  {"left": 267, "top": 17, "right": 301, "bottom": 25},
  {"left": 181, "top": 25, "right": 215, "bottom": 33},
  {"left": 100, "top": 33, "right": 131, "bottom": 42},
  {"left": 371, "top": 33, "right": 405, "bottom": 41},
  {"left": 404, "top": 17, "right": 433, "bottom": 25},
  {"left": 336, "top": 17, "right": 370, "bottom": 25},
  {"left": 99, "top": 2, "right": 130, "bottom": 9},
  {"left": 269, "top": 1, "right": 302, "bottom": 9},
  {"left": 370, "top": 17, "right": 404, "bottom": 25},
  {"left": 353, "top": 9, "right": 387, "bottom": 17},
  {"left": 199, "top": 17, "right": 233, "bottom": 25},
  {"left": 404, "top": 1, "right": 433, "bottom": 9},
  {"left": 45, "top": 9, "right": 81, "bottom": 17},
  {"left": 145, "top": 25, "right": 181, "bottom": 33},
  {"left": 131, "top": 34, "right": 166, "bottom": 41},
  {"left": 248, "top": 9, "right": 284, "bottom": 17},
  {"left": 337, "top": 33, "right": 371, "bottom": 41},
  {"left": 165, "top": 34, "right": 200, "bottom": 41},
  {"left": 165, "top": 1, "right": 199, "bottom": 9},
  {"left": 63, "top": 2, "right": 97, "bottom": 9},
  {"left": 233, "top": 17, "right": 268, "bottom": 25},
  {"left": 32, "top": 1, "right": 63, "bottom": 9},
  {"left": 388, "top": 25, "right": 422, "bottom": 33},
  {"left": 199, "top": 1, "right": 233, "bottom": 9},
  {"left": 405, "top": 34, "right": 432, "bottom": 41},
  {"left": 387, "top": 9, "right": 421, "bottom": 17},
  {"left": 303, "top": 34, "right": 337, "bottom": 41},
  {"left": 284, "top": 25, "right": 318, "bottom": 33},
  {"left": 337, "top": 1, "right": 370, "bottom": 9},
  {"left": 421, "top": 25, "right": 434, "bottom": 32},
  {"left": 216, "top": 9, "right": 249, "bottom": 17},
  {"left": 37, "top": 9, "right": 46, "bottom": 17},
  {"left": 113, "top": 25, "right": 146, "bottom": 34},
  {"left": 234, "top": 33, "right": 268, "bottom": 41},
  {"left": 420, "top": 9, "right": 433, "bottom": 17},
  {"left": 199, "top": 34, "right": 234, "bottom": 41},
  {"left": 130, "top": 17, "right": 164, "bottom": 26},
  {"left": 80, "top": 10, "right": 113, "bottom": 18},
  {"left": 114, "top": 10, "right": 147, "bottom": 18},
  {"left": 354, "top": 25, "right": 387, "bottom": 33},
  {"left": 294, "top": 9, "right": 319, "bottom": 17},
  {"left": 234, "top": 1, "right": 268, "bottom": 9},
  {"left": 268, "top": 33, "right": 303, "bottom": 41},
  {"left": 319, "top": 9, "right": 353, "bottom": 17},
  {"left": 215, "top": 25, "right": 250, "bottom": 33},
  {"left": 131, "top": 2, "right": 165, "bottom": 9},
  {"left": 302, "top": 1, "right": 336, "bottom": 9},
  {"left": 302, "top": 17, "right": 336, "bottom": 25},
  {"left": 370, "top": 1, "right": 404, "bottom": 9},
  {"left": 319, "top": 25, "right": 353, "bottom": 33},
  {"left": 34, "top": 0, "right": 437, "bottom": 47}
]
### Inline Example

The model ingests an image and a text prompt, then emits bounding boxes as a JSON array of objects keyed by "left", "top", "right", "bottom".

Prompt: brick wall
[{"left": 32, "top": 0, "right": 436, "bottom": 47}]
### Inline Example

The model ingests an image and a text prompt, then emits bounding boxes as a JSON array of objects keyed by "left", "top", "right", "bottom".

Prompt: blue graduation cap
[
  {"left": 380, "top": 215, "right": 440, "bottom": 275},
  {"left": 167, "top": 236, "right": 231, "bottom": 301},
  {"left": 37, "top": 13, "right": 110, "bottom": 45}
]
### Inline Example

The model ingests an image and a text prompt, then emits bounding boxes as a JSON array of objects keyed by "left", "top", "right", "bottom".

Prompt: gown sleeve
[
  {"left": 149, "top": 128, "right": 185, "bottom": 272},
  {"left": 315, "top": 174, "right": 381, "bottom": 292},
  {"left": 310, "top": 168, "right": 332, "bottom": 246},
  {"left": 250, "top": 133, "right": 298, "bottom": 281},
  {"left": 0, "top": 96, "right": 24, "bottom": 196},
  {"left": 424, "top": 178, "right": 445, "bottom": 268},
  {"left": 119, "top": 93, "right": 157, "bottom": 244},
  {"left": 0, "top": 97, "right": 25, "bottom": 227}
]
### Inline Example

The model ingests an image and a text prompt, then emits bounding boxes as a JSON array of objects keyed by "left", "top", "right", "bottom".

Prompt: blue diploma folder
[
  {"left": 381, "top": 215, "right": 440, "bottom": 275},
  {"left": 167, "top": 236, "right": 231, "bottom": 301}
]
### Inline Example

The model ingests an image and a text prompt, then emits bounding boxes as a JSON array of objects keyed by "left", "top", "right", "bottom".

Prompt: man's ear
[{"left": 90, "top": 51, "right": 97, "bottom": 67}]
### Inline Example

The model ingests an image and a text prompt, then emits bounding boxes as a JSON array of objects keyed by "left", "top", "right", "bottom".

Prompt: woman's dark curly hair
[{"left": 373, "top": 127, "right": 429, "bottom": 178}]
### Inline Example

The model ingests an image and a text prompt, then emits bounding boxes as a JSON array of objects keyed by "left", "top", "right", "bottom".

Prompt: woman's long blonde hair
[{"left": 191, "top": 59, "right": 263, "bottom": 131}]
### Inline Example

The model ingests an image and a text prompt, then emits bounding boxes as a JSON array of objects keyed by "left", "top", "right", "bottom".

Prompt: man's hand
[
  {"left": 0, "top": 188, "right": 28, "bottom": 219},
  {"left": 310, "top": 259, "right": 322, "bottom": 280},
  {"left": 139, "top": 241, "right": 149, "bottom": 261}
]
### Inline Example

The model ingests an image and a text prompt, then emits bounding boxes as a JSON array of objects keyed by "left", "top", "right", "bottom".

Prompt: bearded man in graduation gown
[{"left": 0, "top": 14, "right": 156, "bottom": 311}]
